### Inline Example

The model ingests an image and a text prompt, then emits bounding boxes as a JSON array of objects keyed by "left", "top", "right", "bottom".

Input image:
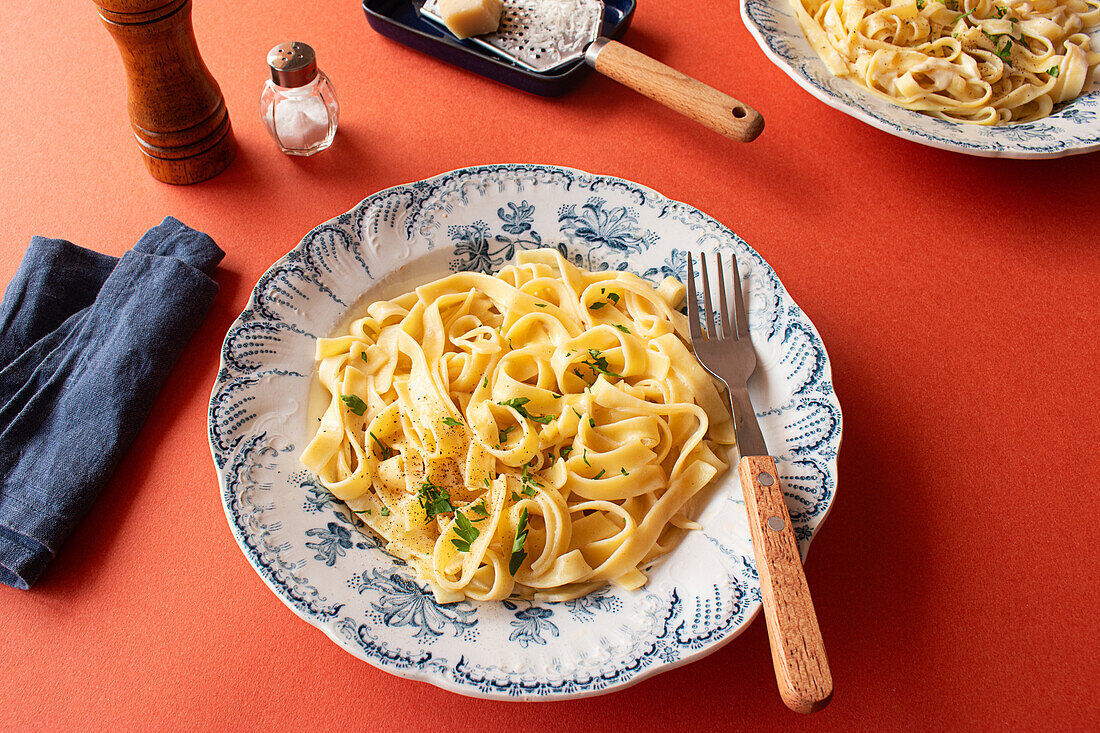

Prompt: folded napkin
[{"left": 0, "top": 217, "right": 223, "bottom": 589}]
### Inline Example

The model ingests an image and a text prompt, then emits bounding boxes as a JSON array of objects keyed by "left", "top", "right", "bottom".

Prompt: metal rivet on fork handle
[
  {"left": 767, "top": 516, "right": 785, "bottom": 532},
  {"left": 757, "top": 472, "right": 774, "bottom": 486}
]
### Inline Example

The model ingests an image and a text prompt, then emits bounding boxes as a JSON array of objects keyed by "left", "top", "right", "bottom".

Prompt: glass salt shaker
[{"left": 260, "top": 42, "right": 339, "bottom": 156}]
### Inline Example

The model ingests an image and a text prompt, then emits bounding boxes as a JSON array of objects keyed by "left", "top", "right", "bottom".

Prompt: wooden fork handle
[
  {"left": 739, "top": 455, "right": 833, "bottom": 714},
  {"left": 587, "top": 39, "right": 764, "bottom": 142}
]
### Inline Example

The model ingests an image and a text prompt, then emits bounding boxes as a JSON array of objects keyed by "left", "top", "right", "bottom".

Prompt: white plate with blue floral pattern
[
  {"left": 742, "top": 0, "right": 1100, "bottom": 158},
  {"left": 209, "top": 164, "right": 841, "bottom": 700}
]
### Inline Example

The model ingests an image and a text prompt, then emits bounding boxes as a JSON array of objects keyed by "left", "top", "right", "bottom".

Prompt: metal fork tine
[
  {"left": 700, "top": 252, "right": 716, "bottom": 339},
  {"left": 684, "top": 251, "right": 703, "bottom": 342},
  {"left": 715, "top": 252, "right": 730, "bottom": 340},
  {"left": 730, "top": 253, "right": 750, "bottom": 338}
]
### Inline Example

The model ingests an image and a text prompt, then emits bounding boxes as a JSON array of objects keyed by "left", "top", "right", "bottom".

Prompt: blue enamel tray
[{"left": 362, "top": 0, "right": 636, "bottom": 97}]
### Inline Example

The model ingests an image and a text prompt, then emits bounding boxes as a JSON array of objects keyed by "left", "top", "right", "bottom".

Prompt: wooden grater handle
[
  {"left": 738, "top": 454, "right": 833, "bottom": 714},
  {"left": 587, "top": 39, "right": 764, "bottom": 142}
]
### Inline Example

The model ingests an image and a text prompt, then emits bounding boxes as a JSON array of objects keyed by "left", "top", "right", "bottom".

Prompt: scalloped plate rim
[{"left": 208, "top": 163, "right": 843, "bottom": 700}]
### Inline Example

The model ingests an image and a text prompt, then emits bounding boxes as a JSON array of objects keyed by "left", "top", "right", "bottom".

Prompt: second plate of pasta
[
  {"left": 209, "top": 164, "right": 841, "bottom": 699},
  {"left": 742, "top": 0, "right": 1100, "bottom": 157}
]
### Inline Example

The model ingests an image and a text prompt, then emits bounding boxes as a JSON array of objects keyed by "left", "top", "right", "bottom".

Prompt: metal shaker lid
[{"left": 267, "top": 42, "right": 317, "bottom": 87}]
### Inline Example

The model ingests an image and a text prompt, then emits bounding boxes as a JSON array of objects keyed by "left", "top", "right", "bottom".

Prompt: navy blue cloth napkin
[{"left": 0, "top": 217, "right": 223, "bottom": 589}]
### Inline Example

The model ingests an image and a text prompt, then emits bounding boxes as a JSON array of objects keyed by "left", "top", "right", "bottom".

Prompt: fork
[{"left": 685, "top": 251, "right": 833, "bottom": 714}]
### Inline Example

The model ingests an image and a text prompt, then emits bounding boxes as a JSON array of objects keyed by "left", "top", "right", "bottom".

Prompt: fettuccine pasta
[
  {"left": 793, "top": 0, "right": 1100, "bottom": 123},
  {"left": 300, "top": 249, "right": 734, "bottom": 602}
]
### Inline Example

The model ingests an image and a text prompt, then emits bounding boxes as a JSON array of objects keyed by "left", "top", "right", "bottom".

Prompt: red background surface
[{"left": 1, "top": 0, "right": 1097, "bottom": 729}]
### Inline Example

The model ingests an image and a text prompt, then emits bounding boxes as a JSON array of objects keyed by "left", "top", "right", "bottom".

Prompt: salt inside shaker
[{"left": 261, "top": 42, "right": 339, "bottom": 156}]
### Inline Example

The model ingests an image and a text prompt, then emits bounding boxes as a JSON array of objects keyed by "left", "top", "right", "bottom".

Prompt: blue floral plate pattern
[
  {"left": 209, "top": 164, "right": 842, "bottom": 700},
  {"left": 742, "top": 0, "right": 1100, "bottom": 158}
]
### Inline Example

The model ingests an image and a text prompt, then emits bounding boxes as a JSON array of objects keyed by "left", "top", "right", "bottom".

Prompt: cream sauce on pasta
[
  {"left": 300, "top": 249, "right": 734, "bottom": 602},
  {"left": 794, "top": 0, "right": 1100, "bottom": 124}
]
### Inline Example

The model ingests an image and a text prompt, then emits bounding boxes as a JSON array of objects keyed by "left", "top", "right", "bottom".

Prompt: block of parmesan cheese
[{"left": 438, "top": 0, "right": 504, "bottom": 39}]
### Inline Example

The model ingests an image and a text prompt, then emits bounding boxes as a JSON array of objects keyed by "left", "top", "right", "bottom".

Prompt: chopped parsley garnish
[
  {"left": 589, "top": 417, "right": 596, "bottom": 429},
  {"left": 594, "top": 469, "right": 606, "bottom": 480},
  {"left": 608, "top": 293, "right": 620, "bottom": 304},
  {"left": 916, "top": 0, "right": 924, "bottom": 8},
  {"left": 621, "top": 468, "right": 629, "bottom": 476},
  {"left": 520, "top": 463, "right": 542, "bottom": 496},
  {"left": 535, "top": 303, "right": 547, "bottom": 307},
  {"left": 443, "top": 417, "right": 464, "bottom": 427},
  {"left": 417, "top": 481, "right": 454, "bottom": 519},
  {"left": 1048, "top": 65, "right": 1060, "bottom": 77},
  {"left": 483, "top": 377, "right": 489, "bottom": 388},
  {"left": 560, "top": 446, "right": 574, "bottom": 459},
  {"left": 499, "top": 396, "right": 530, "bottom": 412},
  {"left": 369, "top": 432, "right": 393, "bottom": 460},
  {"left": 613, "top": 324, "right": 630, "bottom": 334},
  {"left": 483, "top": 478, "right": 491, "bottom": 488},
  {"left": 581, "top": 349, "right": 620, "bottom": 378},
  {"left": 509, "top": 507, "right": 530, "bottom": 575},
  {"left": 341, "top": 394, "right": 368, "bottom": 416},
  {"left": 498, "top": 397, "right": 554, "bottom": 425},
  {"left": 498, "top": 425, "right": 517, "bottom": 443},
  {"left": 552, "top": 392, "right": 563, "bottom": 399},
  {"left": 360, "top": 351, "right": 368, "bottom": 362},
  {"left": 583, "top": 449, "right": 591, "bottom": 467},
  {"left": 572, "top": 407, "right": 583, "bottom": 419},
  {"left": 590, "top": 301, "right": 607, "bottom": 310},
  {"left": 983, "top": 30, "right": 1014, "bottom": 63},
  {"left": 380, "top": 506, "right": 390, "bottom": 516},
  {"left": 451, "top": 512, "right": 480, "bottom": 552},
  {"left": 470, "top": 500, "right": 489, "bottom": 517},
  {"left": 511, "top": 490, "right": 522, "bottom": 502}
]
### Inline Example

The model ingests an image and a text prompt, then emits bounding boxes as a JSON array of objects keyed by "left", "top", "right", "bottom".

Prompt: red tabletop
[{"left": 2, "top": 0, "right": 1097, "bottom": 729}]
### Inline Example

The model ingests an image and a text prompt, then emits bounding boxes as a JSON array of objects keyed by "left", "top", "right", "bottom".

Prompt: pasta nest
[
  {"left": 301, "top": 248, "right": 735, "bottom": 602},
  {"left": 793, "top": 0, "right": 1100, "bottom": 123}
]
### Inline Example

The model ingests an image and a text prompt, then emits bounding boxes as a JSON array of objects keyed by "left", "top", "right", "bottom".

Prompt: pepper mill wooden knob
[{"left": 95, "top": 0, "right": 235, "bottom": 184}]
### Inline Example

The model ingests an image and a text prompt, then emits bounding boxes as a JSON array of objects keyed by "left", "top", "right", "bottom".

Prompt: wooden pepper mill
[{"left": 95, "top": 0, "right": 235, "bottom": 184}]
